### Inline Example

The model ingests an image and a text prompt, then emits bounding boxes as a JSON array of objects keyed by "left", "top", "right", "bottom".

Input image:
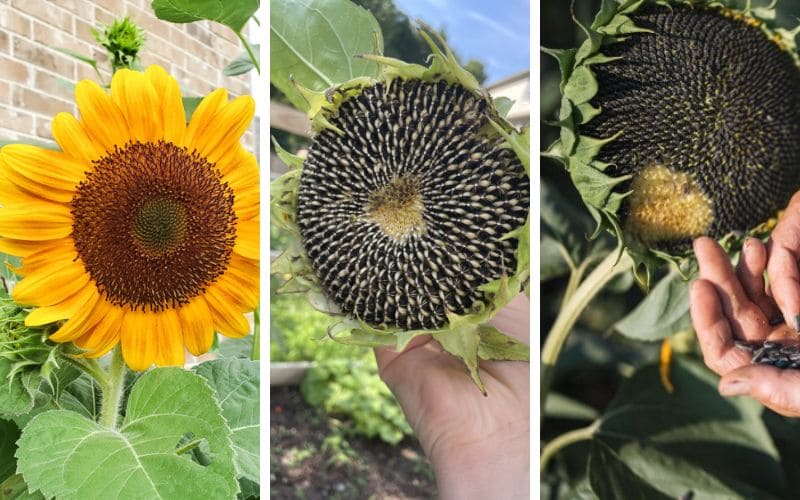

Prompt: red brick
[
  {"left": 11, "top": 0, "right": 72, "bottom": 32},
  {"left": 12, "top": 85, "right": 72, "bottom": 117},
  {"left": 33, "top": 21, "right": 90, "bottom": 55},
  {"left": 34, "top": 69, "right": 74, "bottom": 101},
  {"left": 0, "top": 104, "right": 34, "bottom": 135},
  {"left": 0, "top": 54, "right": 30, "bottom": 84},
  {"left": 0, "top": 6, "right": 32, "bottom": 37},
  {"left": 0, "top": 30, "right": 9, "bottom": 54},
  {"left": 0, "top": 80, "right": 12, "bottom": 104},
  {"left": 13, "top": 36, "right": 75, "bottom": 79},
  {"left": 93, "top": 0, "right": 125, "bottom": 16}
]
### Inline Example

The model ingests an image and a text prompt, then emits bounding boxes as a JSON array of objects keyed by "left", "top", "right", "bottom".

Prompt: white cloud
[{"left": 465, "top": 10, "right": 526, "bottom": 43}]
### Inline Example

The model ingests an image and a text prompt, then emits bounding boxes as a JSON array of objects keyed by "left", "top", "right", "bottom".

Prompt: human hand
[
  {"left": 691, "top": 236, "right": 800, "bottom": 417},
  {"left": 374, "top": 293, "right": 530, "bottom": 500}
]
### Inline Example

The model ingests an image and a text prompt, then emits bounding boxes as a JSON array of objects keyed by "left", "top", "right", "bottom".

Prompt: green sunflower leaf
[
  {"left": 193, "top": 358, "right": 259, "bottom": 484},
  {"left": 564, "top": 66, "right": 598, "bottom": 105},
  {"left": 224, "top": 44, "right": 260, "bottom": 76},
  {"left": 151, "top": 0, "right": 258, "bottom": 33},
  {"left": 238, "top": 477, "right": 259, "bottom": 500},
  {"left": 541, "top": 47, "right": 577, "bottom": 92},
  {"left": 477, "top": 325, "right": 529, "bottom": 362},
  {"left": 493, "top": 96, "right": 514, "bottom": 119},
  {"left": 16, "top": 368, "right": 237, "bottom": 500},
  {"left": 432, "top": 324, "right": 484, "bottom": 395},
  {"left": 182, "top": 96, "right": 203, "bottom": 122},
  {"left": 0, "top": 473, "right": 43, "bottom": 499},
  {"left": 0, "top": 419, "right": 19, "bottom": 483},
  {"left": 614, "top": 270, "right": 692, "bottom": 341},
  {"left": 589, "top": 358, "right": 786, "bottom": 499},
  {"left": 0, "top": 359, "right": 35, "bottom": 418},
  {"left": 270, "top": 0, "right": 384, "bottom": 112}
]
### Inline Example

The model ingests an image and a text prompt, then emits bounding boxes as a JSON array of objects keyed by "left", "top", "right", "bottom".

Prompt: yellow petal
[
  {"left": 17, "top": 240, "right": 76, "bottom": 272},
  {"left": 214, "top": 256, "right": 258, "bottom": 311},
  {"left": 233, "top": 218, "right": 259, "bottom": 260},
  {"left": 0, "top": 205, "right": 72, "bottom": 240},
  {"left": 14, "top": 259, "right": 89, "bottom": 307},
  {"left": 208, "top": 276, "right": 256, "bottom": 314},
  {"left": 111, "top": 69, "right": 162, "bottom": 143},
  {"left": 189, "top": 96, "right": 255, "bottom": 164},
  {"left": 75, "top": 79, "right": 130, "bottom": 152},
  {"left": 182, "top": 88, "right": 228, "bottom": 150},
  {"left": 0, "top": 238, "right": 65, "bottom": 258},
  {"left": 0, "top": 182, "right": 57, "bottom": 207},
  {"left": 205, "top": 287, "right": 251, "bottom": 338},
  {"left": 24, "top": 285, "right": 98, "bottom": 326},
  {"left": 145, "top": 65, "right": 186, "bottom": 144},
  {"left": 74, "top": 301, "right": 123, "bottom": 358},
  {"left": 52, "top": 112, "right": 100, "bottom": 163},
  {"left": 2, "top": 145, "right": 84, "bottom": 190},
  {"left": 179, "top": 297, "right": 215, "bottom": 356},
  {"left": 221, "top": 148, "right": 258, "bottom": 181},
  {"left": 48, "top": 290, "right": 103, "bottom": 343},
  {"left": 233, "top": 189, "right": 259, "bottom": 221},
  {"left": 120, "top": 308, "right": 157, "bottom": 371},
  {"left": 0, "top": 157, "right": 75, "bottom": 204},
  {"left": 154, "top": 308, "right": 185, "bottom": 367}
]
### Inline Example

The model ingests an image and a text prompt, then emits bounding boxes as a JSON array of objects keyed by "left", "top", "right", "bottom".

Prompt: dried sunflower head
[
  {"left": 546, "top": 0, "right": 800, "bottom": 280},
  {"left": 271, "top": 31, "right": 530, "bottom": 392}
]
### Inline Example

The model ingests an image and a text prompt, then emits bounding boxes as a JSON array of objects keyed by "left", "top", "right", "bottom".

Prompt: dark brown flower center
[{"left": 70, "top": 141, "right": 237, "bottom": 311}]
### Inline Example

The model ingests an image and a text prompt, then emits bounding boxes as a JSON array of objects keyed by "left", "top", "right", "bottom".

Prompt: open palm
[
  {"left": 374, "top": 293, "right": 530, "bottom": 499},
  {"left": 692, "top": 235, "right": 800, "bottom": 417}
]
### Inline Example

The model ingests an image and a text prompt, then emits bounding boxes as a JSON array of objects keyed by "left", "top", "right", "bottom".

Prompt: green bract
[
  {"left": 91, "top": 17, "right": 146, "bottom": 72},
  {"left": 0, "top": 285, "right": 63, "bottom": 395},
  {"left": 271, "top": 31, "right": 530, "bottom": 393},
  {"left": 545, "top": 0, "right": 800, "bottom": 284}
]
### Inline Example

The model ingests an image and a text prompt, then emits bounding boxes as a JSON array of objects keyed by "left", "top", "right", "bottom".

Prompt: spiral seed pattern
[
  {"left": 297, "top": 79, "right": 529, "bottom": 330},
  {"left": 581, "top": 5, "right": 800, "bottom": 252}
]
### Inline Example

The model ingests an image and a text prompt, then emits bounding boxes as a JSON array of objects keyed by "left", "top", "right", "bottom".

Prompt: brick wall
[{"left": 0, "top": 0, "right": 255, "bottom": 148}]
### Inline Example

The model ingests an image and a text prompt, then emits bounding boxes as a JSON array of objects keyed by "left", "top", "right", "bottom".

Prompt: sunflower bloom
[{"left": 0, "top": 65, "right": 259, "bottom": 370}]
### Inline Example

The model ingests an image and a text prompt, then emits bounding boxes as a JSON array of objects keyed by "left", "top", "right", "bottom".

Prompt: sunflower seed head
[
  {"left": 297, "top": 79, "right": 529, "bottom": 330},
  {"left": 580, "top": 5, "right": 800, "bottom": 253}
]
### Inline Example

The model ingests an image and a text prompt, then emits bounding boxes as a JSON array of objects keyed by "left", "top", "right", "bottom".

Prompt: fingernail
[
  {"left": 770, "top": 314, "right": 784, "bottom": 326},
  {"left": 794, "top": 314, "right": 800, "bottom": 333},
  {"left": 719, "top": 378, "right": 750, "bottom": 397}
]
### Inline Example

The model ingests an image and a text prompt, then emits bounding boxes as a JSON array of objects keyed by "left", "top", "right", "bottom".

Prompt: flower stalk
[
  {"left": 541, "top": 249, "right": 633, "bottom": 409},
  {"left": 99, "top": 346, "right": 126, "bottom": 429},
  {"left": 540, "top": 420, "right": 600, "bottom": 472}
]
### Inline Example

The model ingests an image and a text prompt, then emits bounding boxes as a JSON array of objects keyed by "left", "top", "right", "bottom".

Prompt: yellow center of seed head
[
  {"left": 365, "top": 175, "right": 426, "bottom": 241},
  {"left": 626, "top": 163, "right": 713, "bottom": 244}
]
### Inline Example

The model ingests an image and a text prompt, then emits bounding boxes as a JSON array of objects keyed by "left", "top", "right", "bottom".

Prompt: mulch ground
[{"left": 270, "top": 386, "right": 437, "bottom": 499}]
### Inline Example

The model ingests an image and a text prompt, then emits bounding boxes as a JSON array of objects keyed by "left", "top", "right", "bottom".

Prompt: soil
[{"left": 270, "top": 386, "right": 437, "bottom": 500}]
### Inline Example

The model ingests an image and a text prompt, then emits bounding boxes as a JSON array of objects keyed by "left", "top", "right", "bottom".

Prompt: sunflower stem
[
  {"left": 540, "top": 420, "right": 600, "bottom": 472},
  {"left": 64, "top": 356, "right": 108, "bottom": 387},
  {"left": 99, "top": 346, "right": 126, "bottom": 429},
  {"left": 541, "top": 249, "right": 632, "bottom": 412},
  {"left": 251, "top": 307, "right": 260, "bottom": 361},
  {"left": 175, "top": 438, "right": 203, "bottom": 455},
  {"left": 236, "top": 31, "right": 260, "bottom": 74}
]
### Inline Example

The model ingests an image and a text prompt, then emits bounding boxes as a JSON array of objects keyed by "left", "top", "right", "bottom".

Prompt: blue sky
[{"left": 393, "top": 0, "right": 529, "bottom": 84}]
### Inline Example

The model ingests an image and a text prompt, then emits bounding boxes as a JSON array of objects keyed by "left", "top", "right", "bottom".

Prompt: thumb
[{"left": 719, "top": 364, "right": 800, "bottom": 417}]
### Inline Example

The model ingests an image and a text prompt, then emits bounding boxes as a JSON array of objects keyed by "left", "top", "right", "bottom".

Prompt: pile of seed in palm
[{"left": 734, "top": 340, "right": 800, "bottom": 369}]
